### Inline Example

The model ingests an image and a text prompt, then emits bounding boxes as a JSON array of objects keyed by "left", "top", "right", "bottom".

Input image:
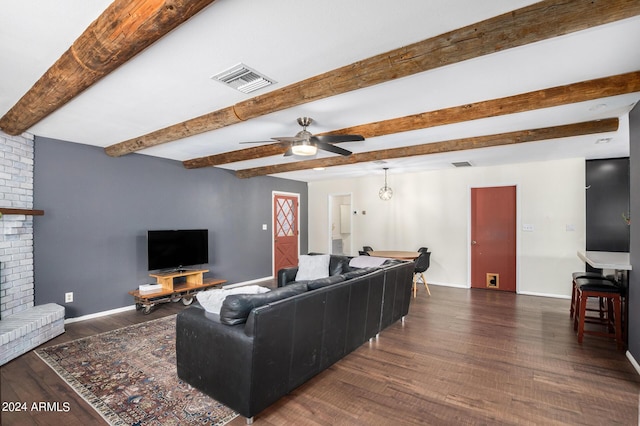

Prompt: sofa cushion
[
  {"left": 341, "top": 267, "right": 378, "bottom": 280},
  {"left": 295, "top": 254, "right": 330, "bottom": 281},
  {"left": 307, "top": 274, "right": 345, "bottom": 290},
  {"left": 219, "top": 283, "right": 308, "bottom": 325}
]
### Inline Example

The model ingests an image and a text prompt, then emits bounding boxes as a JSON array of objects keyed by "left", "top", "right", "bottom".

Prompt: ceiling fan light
[{"left": 291, "top": 141, "right": 317, "bottom": 156}]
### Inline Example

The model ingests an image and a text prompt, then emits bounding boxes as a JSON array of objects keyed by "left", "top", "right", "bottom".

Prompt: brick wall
[{"left": 0, "top": 131, "right": 35, "bottom": 318}]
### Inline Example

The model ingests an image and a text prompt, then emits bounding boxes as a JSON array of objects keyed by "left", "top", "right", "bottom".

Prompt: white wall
[{"left": 308, "top": 157, "right": 587, "bottom": 298}]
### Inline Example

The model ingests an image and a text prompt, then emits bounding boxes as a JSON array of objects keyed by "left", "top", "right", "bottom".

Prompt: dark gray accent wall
[
  {"left": 586, "top": 158, "right": 630, "bottom": 252},
  {"left": 33, "top": 137, "right": 307, "bottom": 318},
  {"left": 629, "top": 104, "right": 640, "bottom": 360}
]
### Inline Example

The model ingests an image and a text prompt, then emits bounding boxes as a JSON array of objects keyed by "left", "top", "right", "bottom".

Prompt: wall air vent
[
  {"left": 211, "top": 63, "right": 276, "bottom": 94},
  {"left": 452, "top": 161, "right": 473, "bottom": 167}
]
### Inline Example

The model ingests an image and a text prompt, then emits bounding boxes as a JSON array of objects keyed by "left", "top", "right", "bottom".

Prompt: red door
[
  {"left": 471, "top": 186, "right": 516, "bottom": 292},
  {"left": 274, "top": 194, "right": 299, "bottom": 275}
]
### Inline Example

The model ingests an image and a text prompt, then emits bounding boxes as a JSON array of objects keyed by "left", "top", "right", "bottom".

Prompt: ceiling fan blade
[
  {"left": 239, "top": 140, "right": 276, "bottom": 144},
  {"left": 272, "top": 136, "right": 306, "bottom": 142},
  {"left": 312, "top": 134, "right": 364, "bottom": 143},
  {"left": 315, "top": 141, "right": 352, "bottom": 156}
]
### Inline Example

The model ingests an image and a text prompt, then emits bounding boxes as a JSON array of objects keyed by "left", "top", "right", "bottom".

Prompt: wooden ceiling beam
[
  {"left": 184, "top": 142, "right": 288, "bottom": 169},
  {"left": 105, "top": 0, "right": 640, "bottom": 157},
  {"left": 234, "top": 118, "right": 619, "bottom": 178},
  {"left": 183, "top": 71, "right": 640, "bottom": 168},
  {"left": 324, "top": 72, "right": 640, "bottom": 139},
  {"left": 0, "top": 0, "right": 217, "bottom": 136}
]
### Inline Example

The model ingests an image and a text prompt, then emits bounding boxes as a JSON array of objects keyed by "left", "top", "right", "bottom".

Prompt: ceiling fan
[{"left": 241, "top": 117, "right": 364, "bottom": 157}]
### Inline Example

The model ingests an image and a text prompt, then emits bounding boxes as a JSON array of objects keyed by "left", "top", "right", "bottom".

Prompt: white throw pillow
[
  {"left": 196, "top": 285, "right": 270, "bottom": 314},
  {"left": 349, "top": 255, "right": 390, "bottom": 268},
  {"left": 295, "top": 254, "right": 330, "bottom": 281}
]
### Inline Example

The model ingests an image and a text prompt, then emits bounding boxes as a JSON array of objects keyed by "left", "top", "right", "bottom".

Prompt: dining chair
[
  {"left": 362, "top": 246, "right": 373, "bottom": 252},
  {"left": 418, "top": 247, "right": 429, "bottom": 253},
  {"left": 412, "top": 251, "right": 431, "bottom": 297}
]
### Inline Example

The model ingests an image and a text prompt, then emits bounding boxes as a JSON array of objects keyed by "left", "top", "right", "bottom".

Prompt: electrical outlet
[{"left": 65, "top": 292, "right": 73, "bottom": 303}]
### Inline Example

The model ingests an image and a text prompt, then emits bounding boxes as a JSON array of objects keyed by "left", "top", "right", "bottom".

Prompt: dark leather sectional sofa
[{"left": 176, "top": 254, "right": 414, "bottom": 423}]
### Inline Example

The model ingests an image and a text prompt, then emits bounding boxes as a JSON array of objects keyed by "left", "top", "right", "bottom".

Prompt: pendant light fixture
[{"left": 379, "top": 167, "right": 393, "bottom": 201}]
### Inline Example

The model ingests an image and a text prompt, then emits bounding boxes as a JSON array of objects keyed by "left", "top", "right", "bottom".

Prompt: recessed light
[
  {"left": 313, "top": 167, "right": 325, "bottom": 171},
  {"left": 595, "top": 137, "right": 612, "bottom": 144}
]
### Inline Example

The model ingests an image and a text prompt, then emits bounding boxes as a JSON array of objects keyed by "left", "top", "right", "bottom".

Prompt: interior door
[
  {"left": 471, "top": 186, "right": 516, "bottom": 292},
  {"left": 329, "top": 193, "right": 352, "bottom": 255},
  {"left": 274, "top": 193, "right": 299, "bottom": 275}
]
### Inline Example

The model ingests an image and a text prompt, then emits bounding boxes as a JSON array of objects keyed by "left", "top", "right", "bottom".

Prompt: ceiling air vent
[
  {"left": 452, "top": 161, "right": 473, "bottom": 167},
  {"left": 211, "top": 63, "right": 276, "bottom": 94}
]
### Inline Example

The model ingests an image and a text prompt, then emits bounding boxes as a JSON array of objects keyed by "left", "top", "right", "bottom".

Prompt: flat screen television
[{"left": 147, "top": 229, "right": 209, "bottom": 271}]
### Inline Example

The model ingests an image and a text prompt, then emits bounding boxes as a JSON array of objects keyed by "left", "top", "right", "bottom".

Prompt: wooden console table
[{"left": 129, "top": 269, "right": 226, "bottom": 314}]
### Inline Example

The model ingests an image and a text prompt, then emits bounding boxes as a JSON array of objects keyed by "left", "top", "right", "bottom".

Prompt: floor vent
[{"left": 211, "top": 63, "right": 276, "bottom": 94}]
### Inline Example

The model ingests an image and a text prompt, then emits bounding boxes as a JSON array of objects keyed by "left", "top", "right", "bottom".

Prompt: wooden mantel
[{"left": 0, "top": 208, "right": 44, "bottom": 216}]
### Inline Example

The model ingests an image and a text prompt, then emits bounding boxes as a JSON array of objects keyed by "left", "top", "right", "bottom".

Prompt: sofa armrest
[
  {"left": 277, "top": 267, "right": 299, "bottom": 287},
  {"left": 176, "top": 303, "right": 255, "bottom": 418}
]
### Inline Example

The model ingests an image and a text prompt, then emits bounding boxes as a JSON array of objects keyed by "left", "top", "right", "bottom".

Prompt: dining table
[
  {"left": 577, "top": 250, "right": 632, "bottom": 345},
  {"left": 368, "top": 250, "right": 420, "bottom": 260}
]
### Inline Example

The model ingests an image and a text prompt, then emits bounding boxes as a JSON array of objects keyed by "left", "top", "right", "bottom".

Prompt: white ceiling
[{"left": 1, "top": 1, "right": 639, "bottom": 182}]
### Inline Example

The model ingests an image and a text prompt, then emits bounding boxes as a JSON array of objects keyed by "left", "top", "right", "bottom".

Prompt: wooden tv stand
[
  {"left": 128, "top": 269, "right": 226, "bottom": 314},
  {"left": 149, "top": 269, "right": 209, "bottom": 291}
]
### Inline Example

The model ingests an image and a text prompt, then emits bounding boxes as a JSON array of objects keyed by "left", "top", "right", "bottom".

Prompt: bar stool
[
  {"left": 570, "top": 272, "right": 608, "bottom": 319},
  {"left": 573, "top": 277, "right": 623, "bottom": 350}
]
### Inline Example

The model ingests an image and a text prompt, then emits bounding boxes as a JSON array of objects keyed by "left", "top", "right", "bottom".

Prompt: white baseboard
[
  {"left": 63, "top": 276, "right": 275, "bottom": 324},
  {"left": 64, "top": 305, "right": 136, "bottom": 324},
  {"left": 427, "top": 281, "right": 469, "bottom": 289},
  {"left": 223, "top": 276, "right": 273, "bottom": 289},
  {"left": 517, "top": 291, "right": 570, "bottom": 300},
  {"left": 626, "top": 351, "right": 640, "bottom": 376}
]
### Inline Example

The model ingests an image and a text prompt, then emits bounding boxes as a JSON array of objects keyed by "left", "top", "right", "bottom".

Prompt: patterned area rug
[{"left": 36, "top": 315, "right": 238, "bottom": 426}]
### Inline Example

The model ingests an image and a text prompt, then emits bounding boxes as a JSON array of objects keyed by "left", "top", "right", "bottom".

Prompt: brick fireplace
[
  {"left": 0, "top": 131, "right": 64, "bottom": 365},
  {"left": 0, "top": 131, "right": 35, "bottom": 318}
]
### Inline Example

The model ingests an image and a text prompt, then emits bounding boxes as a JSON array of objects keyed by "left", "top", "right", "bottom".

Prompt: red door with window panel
[
  {"left": 274, "top": 194, "right": 299, "bottom": 275},
  {"left": 471, "top": 186, "right": 516, "bottom": 292}
]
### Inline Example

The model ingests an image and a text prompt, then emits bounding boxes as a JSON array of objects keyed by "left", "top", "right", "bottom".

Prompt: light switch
[
  {"left": 262, "top": 224, "right": 267, "bottom": 230},
  {"left": 522, "top": 224, "right": 534, "bottom": 232}
]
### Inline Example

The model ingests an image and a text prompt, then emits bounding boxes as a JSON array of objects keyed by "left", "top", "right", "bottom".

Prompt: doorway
[
  {"left": 470, "top": 186, "right": 517, "bottom": 292},
  {"left": 273, "top": 192, "right": 299, "bottom": 275},
  {"left": 328, "top": 193, "right": 352, "bottom": 255}
]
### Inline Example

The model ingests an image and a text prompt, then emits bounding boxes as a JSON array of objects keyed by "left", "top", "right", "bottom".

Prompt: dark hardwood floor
[{"left": 2, "top": 285, "right": 639, "bottom": 425}]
